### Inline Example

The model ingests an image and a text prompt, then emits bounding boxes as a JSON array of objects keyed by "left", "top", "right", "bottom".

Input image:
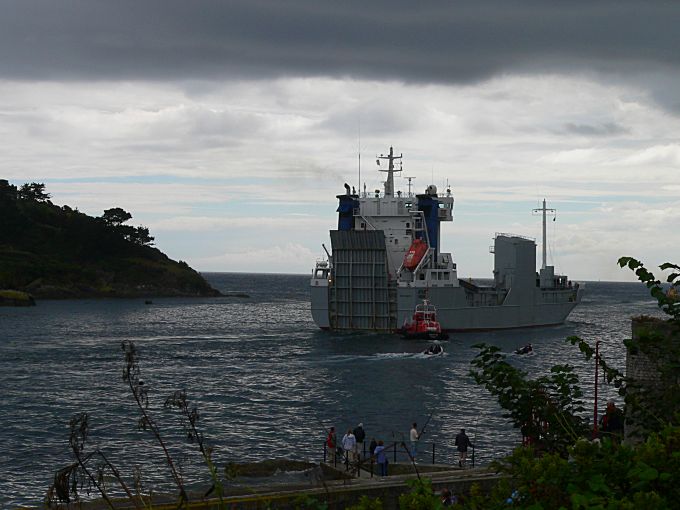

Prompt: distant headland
[{"left": 0, "top": 180, "right": 221, "bottom": 300}]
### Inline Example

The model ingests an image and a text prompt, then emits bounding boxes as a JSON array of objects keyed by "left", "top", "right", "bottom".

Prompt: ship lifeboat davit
[{"left": 403, "top": 239, "right": 428, "bottom": 271}]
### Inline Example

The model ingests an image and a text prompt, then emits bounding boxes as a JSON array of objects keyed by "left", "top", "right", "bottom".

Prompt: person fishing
[{"left": 409, "top": 422, "right": 420, "bottom": 460}]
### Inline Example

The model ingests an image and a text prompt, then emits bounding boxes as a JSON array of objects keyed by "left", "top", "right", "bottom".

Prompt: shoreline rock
[
  {"left": 0, "top": 289, "right": 36, "bottom": 306},
  {"left": 21, "top": 283, "right": 223, "bottom": 300}
]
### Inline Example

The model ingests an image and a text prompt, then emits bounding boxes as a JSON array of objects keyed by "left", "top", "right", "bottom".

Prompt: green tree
[
  {"left": 101, "top": 207, "right": 132, "bottom": 227},
  {"left": 130, "top": 226, "right": 155, "bottom": 246},
  {"left": 0, "top": 179, "right": 18, "bottom": 202},
  {"left": 18, "top": 182, "right": 51, "bottom": 202}
]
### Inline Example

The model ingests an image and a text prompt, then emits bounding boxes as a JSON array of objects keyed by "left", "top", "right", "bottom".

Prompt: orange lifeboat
[{"left": 403, "top": 239, "right": 428, "bottom": 271}]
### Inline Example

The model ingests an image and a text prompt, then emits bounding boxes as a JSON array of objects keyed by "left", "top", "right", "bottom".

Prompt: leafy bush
[
  {"left": 470, "top": 344, "right": 588, "bottom": 455},
  {"left": 398, "top": 478, "right": 441, "bottom": 510},
  {"left": 348, "top": 495, "right": 384, "bottom": 510},
  {"left": 618, "top": 257, "right": 680, "bottom": 323},
  {"left": 470, "top": 424, "right": 680, "bottom": 509}
]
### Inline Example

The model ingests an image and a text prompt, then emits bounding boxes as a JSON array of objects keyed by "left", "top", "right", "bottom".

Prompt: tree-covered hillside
[{"left": 0, "top": 180, "right": 220, "bottom": 298}]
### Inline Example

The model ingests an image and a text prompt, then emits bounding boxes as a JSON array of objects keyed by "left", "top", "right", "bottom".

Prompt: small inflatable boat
[
  {"left": 423, "top": 343, "right": 444, "bottom": 356},
  {"left": 515, "top": 343, "right": 533, "bottom": 355}
]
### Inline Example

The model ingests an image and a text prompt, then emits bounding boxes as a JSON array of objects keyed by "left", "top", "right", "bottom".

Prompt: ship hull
[
  {"left": 310, "top": 283, "right": 582, "bottom": 332},
  {"left": 396, "top": 286, "right": 582, "bottom": 331}
]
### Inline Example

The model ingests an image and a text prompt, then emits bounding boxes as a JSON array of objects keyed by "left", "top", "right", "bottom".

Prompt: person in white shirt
[
  {"left": 410, "top": 422, "right": 420, "bottom": 460},
  {"left": 342, "top": 429, "right": 357, "bottom": 463}
]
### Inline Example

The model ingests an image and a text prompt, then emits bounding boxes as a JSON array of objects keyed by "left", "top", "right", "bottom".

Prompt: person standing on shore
[
  {"left": 326, "top": 426, "right": 337, "bottom": 464},
  {"left": 369, "top": 437, "right": 377, "bottom": 459},
  {"left": 374, "top": 440, "right": 388, "bottom": 476},
  {"left": 455, "top": 428, "right": 473, "bottom": 468},
  {"left": 353, "top": 422, "right": 366, "bottom": 459},
  {"left": 342, "top": 428, "right": 356, "bottom": 463},
  {"left": 410, "top": 422, "right": 420, "bottom": 460},
  {"left": 600, "top": 400, "right": 624, "bottom": 442}
]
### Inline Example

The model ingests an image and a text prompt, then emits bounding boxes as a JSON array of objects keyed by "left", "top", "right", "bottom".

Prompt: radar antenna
[
  {"left": 376, "top": 146, "right": 402, "bottom": 197},
  {"left": 532, "top": 199, "right": 556, "bottom": 269}
]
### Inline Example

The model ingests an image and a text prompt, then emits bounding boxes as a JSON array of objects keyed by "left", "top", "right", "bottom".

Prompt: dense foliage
[
  {"left": 470, "top": 344, "right": 589, "bottom": 455},
  {"left": 618, "top": 257, "right": 680, "bottom": 324},
  {"left": 0, "top": 179, "right": 219, "bottom": 297}
]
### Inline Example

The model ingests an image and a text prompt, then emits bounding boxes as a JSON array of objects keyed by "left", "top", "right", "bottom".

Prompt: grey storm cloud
[
  {"left": 562, "top": 122, "right": 630, "bottom": 137},
  {"left": 1, "top": 0, "right": 679, "bottom": 84}
]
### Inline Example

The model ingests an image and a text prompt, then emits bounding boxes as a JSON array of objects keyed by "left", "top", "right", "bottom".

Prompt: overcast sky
[{"left": 2, "top": 0, "right": 679, "bottom": 280}]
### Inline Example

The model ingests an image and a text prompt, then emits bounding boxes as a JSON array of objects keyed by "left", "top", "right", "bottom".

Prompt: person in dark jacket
[
  {"left": 454, "top": 428, "right": 473, "bottom": 467},
  {"left": 440, "top": 488, "right": 453, "bottom": 506},
  {"left": 353, "top": 423, "right": 366, "bottom": 459},
  {"left": 600, "top": 400, "right": 624, "bottom": 442},
  {"left": 369, "top": 437, "right": 377, "bottom": 460}
]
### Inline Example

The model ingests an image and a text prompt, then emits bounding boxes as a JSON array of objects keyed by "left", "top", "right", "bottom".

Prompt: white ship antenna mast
[
  {"left": 376, "top": 146, "right": 402, "bottom": 197},
  {"left": 358, "top": 117, "right": 361, "bottom": 196},
  {"left": 403, "top": 176, "right": 416, "bottom": 197},
  {"left": 532, "top": 199, "right": 556, "bottom": 269}
]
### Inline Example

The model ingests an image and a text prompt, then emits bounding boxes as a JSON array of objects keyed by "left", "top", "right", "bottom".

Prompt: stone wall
[{"left": 625, "top": 317, "right": 680, "bottom": 442}]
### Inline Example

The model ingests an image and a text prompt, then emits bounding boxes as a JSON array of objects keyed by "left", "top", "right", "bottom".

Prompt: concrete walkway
[
  {"left": 196, "top": 463, "right": 503, "bottom": 509},
  {"left": 50, "top": 462, "right": 505, "bottom": 509}
]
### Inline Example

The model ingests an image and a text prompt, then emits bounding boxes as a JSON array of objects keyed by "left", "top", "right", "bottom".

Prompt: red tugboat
[{"left": 400, "top": 299, "right": 449, "bottom": 340}]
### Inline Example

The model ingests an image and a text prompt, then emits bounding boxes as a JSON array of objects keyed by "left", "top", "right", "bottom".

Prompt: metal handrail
[{"left": 323, "top": 439, "right": 472, "bottom": 472}]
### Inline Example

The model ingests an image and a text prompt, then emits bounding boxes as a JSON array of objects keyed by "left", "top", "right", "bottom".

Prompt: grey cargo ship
[{"left": 310, "top": 147, "right": 583, "bottom": 332}]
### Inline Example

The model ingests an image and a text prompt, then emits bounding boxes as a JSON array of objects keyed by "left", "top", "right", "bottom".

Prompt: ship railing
[
  {"left": 322, "top": 440, "right": 476, "bottom": 475},
  {"left": 359, "top": 190, "right": 419, "bottom": 199},
  {"left": 494, "top": 232, "right": 536, "bottom": 242}
]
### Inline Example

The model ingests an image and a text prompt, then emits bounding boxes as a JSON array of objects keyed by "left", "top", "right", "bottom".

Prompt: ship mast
[
  {"left": 377, "top": 146, "right": 402, "bottom": 197},
  {"left": 533, "top": 199, "right": 556, "bottom": 269},
  {"left": 403, "top": 176, "right": 416, "bottom": 197}
]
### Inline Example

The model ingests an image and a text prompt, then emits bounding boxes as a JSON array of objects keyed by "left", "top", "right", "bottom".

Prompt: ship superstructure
[{"left": 310, "top": 147, "right": 583, "bottom": 331}]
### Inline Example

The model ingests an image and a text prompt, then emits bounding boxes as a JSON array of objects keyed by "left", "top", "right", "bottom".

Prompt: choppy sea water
[{"left": 0, "top": 274, "right": 663, "bottom": 507}]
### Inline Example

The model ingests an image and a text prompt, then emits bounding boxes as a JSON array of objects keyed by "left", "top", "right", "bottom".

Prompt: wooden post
[{"left": 593, "top": 340, "right": 600, "bottom": 439}]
